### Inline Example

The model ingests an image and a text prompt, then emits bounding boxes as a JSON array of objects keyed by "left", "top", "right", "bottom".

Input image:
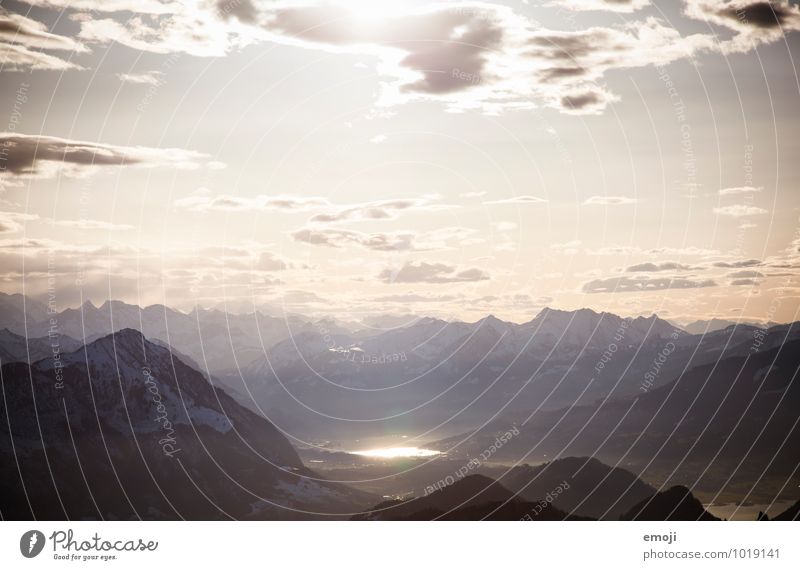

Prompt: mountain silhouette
[
  {"left": 621, "top": 486, "right": 719, "bottom": 521},
  {"left": 353, "top": 474, "right": 589, "bottom": 521},
  {"left": 498, "top": 457, "right": 656, "bottom": 520}
]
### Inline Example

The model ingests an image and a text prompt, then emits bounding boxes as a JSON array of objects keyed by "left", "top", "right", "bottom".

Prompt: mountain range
[{"left": 1, "top": 292, "right": 798, "bottom": 520}]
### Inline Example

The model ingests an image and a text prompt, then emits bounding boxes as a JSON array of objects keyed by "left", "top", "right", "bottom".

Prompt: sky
[{"left": 0, "top": 0, "right": 799, "bottom": 324}]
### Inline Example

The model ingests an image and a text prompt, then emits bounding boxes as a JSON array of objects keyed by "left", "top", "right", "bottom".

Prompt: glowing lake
[{"left": 351, "top": 447, "right": 441, "bottom": 459}]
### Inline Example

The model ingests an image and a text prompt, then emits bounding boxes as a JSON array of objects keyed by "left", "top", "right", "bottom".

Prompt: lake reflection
[{"left": 351, "top": 446, "right": 441, "bottom": 458}]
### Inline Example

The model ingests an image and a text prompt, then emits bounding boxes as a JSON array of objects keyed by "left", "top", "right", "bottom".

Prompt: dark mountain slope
[
  {"left": 0, "top": 329, "right": 371, "bottom": 520},
  {"left": 621, "top": 486, "right": 719, "bottom": 521},
  {"left": 496, "top": 456, "right": 656, "bottom": 520}
]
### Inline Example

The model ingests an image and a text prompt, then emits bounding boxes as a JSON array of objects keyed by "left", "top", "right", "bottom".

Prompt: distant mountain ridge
[{"left": 3, "top": 291, "right": 798, "bottom": 448}]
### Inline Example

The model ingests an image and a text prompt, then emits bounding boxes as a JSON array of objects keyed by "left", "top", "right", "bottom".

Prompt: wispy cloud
[
  {"left": 718, "top": 185, "right": 762, "bottom": 195},
  {"left": 0, "top": 9, "right": 87, "bottom": 71},
  {"left": 713, "top": 204, "right": 769, "bottom": 217},
  {"left": 117, "top": 70, "right": 164, "bottom": 85},
  {"left": 0, "top": 133, "right": 217, "bottom": 180},
  {"left": 0, "top": 211, "right": 38, "bottom": 234},
  {"left": 309, "top": 196, "right": 454, "bottom": 223},
  {"left": 583, "top": 196, "right": 638, "bottom": 205},
  {"left": 483, "top": 195, "right": 547, "bottom": 205},
  {"left": 50, "top": 219, "right": 135, "bottom": 231},
  {"left": 174, "top": 192, "right": 328, "bottom": 213}
]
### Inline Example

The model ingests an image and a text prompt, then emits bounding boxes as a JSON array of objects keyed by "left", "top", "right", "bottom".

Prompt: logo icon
[{"left": 20, "top": 530, "right": 45, "bottom": 558}]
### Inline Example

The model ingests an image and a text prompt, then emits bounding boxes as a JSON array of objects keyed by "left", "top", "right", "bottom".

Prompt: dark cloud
[
  {"left": 717, "top": 1, "right": 792, "bottom": 29},
  {"left": 728, "top": 269, "right": 764, "bottom": 278},
  {"left": 684, "top": 1, "right": 800, "bottom": 52},
  {"left": 0, "top": 134, "right": 143, "bottom": 174},
  {"left": 561, "top": 90, "right": 608, "bottom": 111},
  {"left": 626, "top": 261, "right": 694, "bottom": 272},
  {"left": 0, "top": 133, "right": 210, "bottom": 178},
  {"left": 712, "top": 259, "right": 762, "bottom": 268}
]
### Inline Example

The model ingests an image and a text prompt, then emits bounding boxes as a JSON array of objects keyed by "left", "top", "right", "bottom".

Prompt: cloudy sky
[{"left": 1, "top": 0, "right": 799, "bottom": 324}]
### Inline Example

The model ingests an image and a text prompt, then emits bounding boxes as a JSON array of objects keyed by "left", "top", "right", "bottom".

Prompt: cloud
[
  {"left": 712, "top": 258, "right": 762, "bottom": 268},
  {"left": 646, "top": 246, "right": 720, "bottom": 256},
  {"left": 117, "top": 70, "right": 164, "bottom": 85},
  {"left": 0, "top": 133, "right": 216, "bottom": 180},
  {"left": 718, "top": 185, "right": 762, "bottom": 195},
  {"left": 293, "top": 227, "right": 415, "bottom": 252},
  {"left": 31, "top": 2, "right": 724, "bottom": 114},
  {"left": 69, "top": 2, "right": 265, "bottom": 58},
  {"left": 626, "top": 261, "right": 693, "bottom": 272},
  {"left": 19, "top": 1, "right": 181, "bottom": 14},
  {"left": 728, "top": 269, "right": 764, "bottom": 278},
  {"left": 0, "top": 42, "right": 82, "bottom": 72},
  {"left": 483, "top": 195, "right": 547, "bottom": 205},
  {"left": 274, "top": 289, "right": 328, "bottom": 305},
  {"left": 684, "top": 0, "right": 800, "bottom": 53},
  {"left": 583, "top": 275, "right": 717, "bottom": 293},
  {"left": 0, "top": 211, "right": 38, "bottom": 234},
  {"left": 583, "top": 195, "right": 638, "bottom": 205},
  {"left": 713, "top": 204, "right": 769, "bottom": 217},
  {"left": 730, "top": 278, "right": 759, "bottom": 286},
  {"left": 0, "top": 233, "right": 303, "bottom": 305},
  {"left": 51, "top": 219, "right": 135, "bottom": 230},
  {"left": 372, "top": 292, "right": 459, "bottom": 303},
  {"left": 552, "top": 0, "right": 651, "bottom": 12},
  {"left": 14, "top": 1, "right": 800, "bottom": 116},
  {"left": 257, "top": 252, "right": 288, "bottom": 271},
  {"left": 309, "top": 196, "right": 453, "bottom": 223},
  {"left": 0, "top": 9, "right": 87, "bottom": 71},
  {"left": 291, "top": 225, "right": 478, "bottom": 252},
  {"left": 588, "top": 245, "right": 720, "bottom": 256},
  {"left": 494, "top": 221, "right": 518, "bottom": 232},
  {"left": 174, "top": 192, "right": 328, "bottom": 213},
  {"left": 379, "top": 261, "right": 490, "bottom": 284},
  {"left": 551, "top": 240, "right": 582, "bottom": 254}
]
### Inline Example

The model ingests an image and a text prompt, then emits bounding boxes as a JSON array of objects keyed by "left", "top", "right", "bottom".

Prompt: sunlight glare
[{"left": 351, "top": 447, "right": 441, "bottom": 458}]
